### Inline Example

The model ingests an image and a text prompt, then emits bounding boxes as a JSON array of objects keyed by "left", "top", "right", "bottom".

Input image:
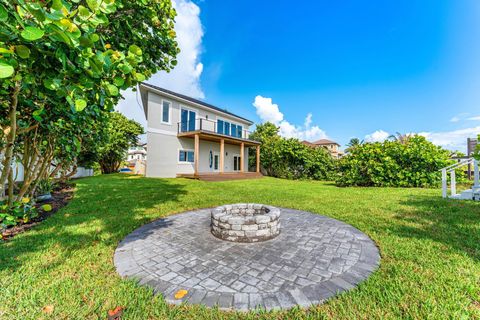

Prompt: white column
[
  {"left": 442, "top": 169, "right": 447, "bottom": 198},
  {"left": 474, "top": 160, "right": 480, "bottom": 191},
  {"left": 450, "top": 170, "right": 456, "bottom": 196}
]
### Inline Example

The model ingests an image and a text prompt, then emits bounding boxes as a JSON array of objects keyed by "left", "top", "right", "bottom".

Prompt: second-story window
[
  {"left": 216, "top": 119, "right": 243, "bottom": 138},
  {"left": 162, "top": 100, "right": 171, "bottom": 124}
]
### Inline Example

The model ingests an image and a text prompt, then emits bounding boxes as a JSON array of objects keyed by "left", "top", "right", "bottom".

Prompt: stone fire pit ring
[{"left": 211, "top": 203, "right": 280, "bottom": 242}]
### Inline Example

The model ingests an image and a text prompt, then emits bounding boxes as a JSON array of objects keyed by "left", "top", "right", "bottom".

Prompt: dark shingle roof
[{"left": 140, "top": 82, "right": 253, "bottom": 124}]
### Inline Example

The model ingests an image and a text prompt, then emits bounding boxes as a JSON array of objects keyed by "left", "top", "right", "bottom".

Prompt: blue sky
[{"left": 117, "top": 0, "right": 480, "bottom": 152}]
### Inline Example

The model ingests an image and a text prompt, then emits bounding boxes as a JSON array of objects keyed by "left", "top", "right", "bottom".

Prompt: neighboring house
[
  {"left": 127, "top": 143, "right": 147, "bottom": 162},
  {"left": 126, "top": 143, "right": 147, "bottom": 175},
  {"left": 139, "top": 83, "right": 261, "bottom": 178},
  {"left": 302, "top": 139, "right": 344, "bottom": 159}
]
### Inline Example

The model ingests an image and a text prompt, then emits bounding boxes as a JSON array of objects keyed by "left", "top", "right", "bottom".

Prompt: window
[
  {"left": 233, "top": 155, "right": 241, "bottom": 171},
  {"left": 179, "top": 150, "right": 194, "bottom": 163},
  {"left": 216, "top": 119, "right": 244, "bottom": 138},
  {"left": 217, "top": 119, "right": 224, "bottom": 134},
  {"left": 214, "top": 154, "right": 219, "bottom": 170},
  {"left": 161, "top": 101, "right": 171, "bottom": 124},
  {"left": 237, "top": 125, "right": 243, "bottom": 138},
  {"left": 224, "top": 122, "right": 230, "bottom": 136},
  {"left": 180, "top": 108, "right": 196, "bottom": 132}
]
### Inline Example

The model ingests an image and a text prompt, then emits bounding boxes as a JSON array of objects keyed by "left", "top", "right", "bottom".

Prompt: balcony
[{"left": 176, "top": 118, "right": 259, "bottom": 147}]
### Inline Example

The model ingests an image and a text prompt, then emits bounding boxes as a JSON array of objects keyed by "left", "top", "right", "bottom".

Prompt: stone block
[
  {"left": 231, "top": 224, "right": 242, "bottom": 231},
  {"left": 258, "top": 223, "right": 268, "bottom": 230},
  {"left": 219, "top": 215, "right": 230, "bottom": 223},
  {"left": 219, "top": 222, "right": 231, "bottom": 229},
  {"left": 242, "top": 224, "right": 258, "bottom": 231},
  {"left": 256, "top": 216, "right": 270, "bottom": 224},
  {"left": 245, "top": 230, "right": 257, "bottom": 237},
  {"left": 256, "top": 229, "right": 270, "bottom": 237},
  {"left": 228, "top": 217, "right": 245, "bottom": 225},
  {"left": 229, "top": 230, "right": 245, "bottom": 237}
]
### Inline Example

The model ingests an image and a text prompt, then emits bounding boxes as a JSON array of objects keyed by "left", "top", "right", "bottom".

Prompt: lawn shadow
[
  {"left": 0, "top": 174, "right": 188, "bottom": 272},
  {"left": 390, "top": 195, "right": 480, "bottom": 261}
]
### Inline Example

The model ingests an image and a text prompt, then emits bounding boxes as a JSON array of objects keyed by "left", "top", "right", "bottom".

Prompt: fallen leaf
[
  {"left": 42, "top": 305, "right": 54, "bottom": 314},
  {"left": 108, "top": 306, "right": 123, "bottom": 316},
  {"left": 174, "top": 289, "right": 188, "bottom": 299}
]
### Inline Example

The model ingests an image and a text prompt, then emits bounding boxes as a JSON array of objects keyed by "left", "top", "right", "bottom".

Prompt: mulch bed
[{"left": 1, "top": 183, "right": 75, "bottom": 241}]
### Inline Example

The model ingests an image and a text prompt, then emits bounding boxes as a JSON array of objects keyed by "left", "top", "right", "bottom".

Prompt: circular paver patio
[{"left": 114, "top": 207, "right": 380, "bottom": 311}]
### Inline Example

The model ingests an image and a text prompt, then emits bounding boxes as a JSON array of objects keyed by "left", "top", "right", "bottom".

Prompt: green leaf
[
  {"left": 78, "top": 5, "right": 90, "bottom": 17},
  {"left": 90, "top": 33, "right": 100, "bottom": 42},
  {"left": 113, "top": 77, "right": 124, "bottom": 87},
  {"left": 86, "top": 0, "right": 99, "bottom": 11},
  {"left": 79, "top": 36, "right": 93, "bottom": 48},
  {"left": 32, "top": 109, "right": 43, "bottom": 122},
  {"left": 0, "top": 5, "right": 8, "bottom": 22},
  {"left": 75, "top": 99, "right": 87, "bottom": 111},
  {"left": 43, "top": 78, "right": 62, "bottom": 90},
  {"left": 0, "top": 48, "right": 13, "bottom": 54},
  {"left": 134, "top": 73, "right": 146, "bottom": 82},
  {"left": 118, "top": 63, "right": 132, "bottom": 74},
  {"left": 0, "top": 61, "right": 14, "bottom": 78},
  {"left": 129, "top": 45, "right": 142, "bottom": 56},
  {"left": 51, "top": 0, "right": 63, "bottom": 11},
  {"left": 106, "top": 84, "right": 118, "bottom": 96},
  {"left": 21, "top": 27, "right": 45, "bottom": 41},
  {"left": 15, "top": 45, "right": 30, "bottom": 59}
]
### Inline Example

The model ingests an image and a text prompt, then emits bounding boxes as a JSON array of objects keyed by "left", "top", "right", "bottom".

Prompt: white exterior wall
[{"left": 145, "top": 89, "right": 252, "bottom": 178}]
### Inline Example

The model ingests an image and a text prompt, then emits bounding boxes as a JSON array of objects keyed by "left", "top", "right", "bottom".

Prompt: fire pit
[{"left": 211, "top": 204, "right": 280, "bottom": 242}]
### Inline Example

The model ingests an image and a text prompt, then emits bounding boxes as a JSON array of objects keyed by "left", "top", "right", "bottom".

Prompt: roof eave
[{"left": 139, "top": 83, "right": 254, "bottom": 125}]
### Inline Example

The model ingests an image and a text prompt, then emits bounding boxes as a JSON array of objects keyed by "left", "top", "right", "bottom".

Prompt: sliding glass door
[{"left": 180, "top": 109, "right": 196, "bottom": 132}]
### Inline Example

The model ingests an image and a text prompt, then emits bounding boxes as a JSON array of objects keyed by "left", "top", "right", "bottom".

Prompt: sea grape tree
[{"left": 0, "top": 0, "right": 179, "bottom": 201}]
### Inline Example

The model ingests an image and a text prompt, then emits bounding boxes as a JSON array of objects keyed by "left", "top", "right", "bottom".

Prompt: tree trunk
[{"left": 0, "top": 81, "right": 20, "bottom": 198}]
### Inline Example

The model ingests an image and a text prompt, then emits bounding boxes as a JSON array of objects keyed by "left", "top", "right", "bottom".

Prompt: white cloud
[
  {"left": 252, "top": 96, "right": 284, "bottom": 124},
  {"left": 419, "top": 127, "right": 480, "bottom": 152},
  {"left": 115, "top": 0, "right": 204, "bottom": 128},
  {"left": 467, "top": 116, "right": 480, "bottom": 121},
  {"left": 365, "top": 130, "right": 390, "bottom": 142},
  {"left": 450, "top": 116, "right": 460, "bottom": 123},
  {"left": 252, "top": 96, "right": 328, "bottom": 141}
]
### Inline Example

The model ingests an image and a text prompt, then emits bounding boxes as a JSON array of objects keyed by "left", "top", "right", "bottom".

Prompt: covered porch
[{"left": 177, "top": 130, "right": 261, "bottom": 180}]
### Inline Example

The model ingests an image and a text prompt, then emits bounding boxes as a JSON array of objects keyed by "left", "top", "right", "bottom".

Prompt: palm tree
[
  {"left": 347, "top": 138, "right": 363, "bottom": 148},
  {"left": 346, "top": 138, "right": 363, "bottom": 152},
  {"left": 388, "top": 132, "right": 413, "bottom": 144}
]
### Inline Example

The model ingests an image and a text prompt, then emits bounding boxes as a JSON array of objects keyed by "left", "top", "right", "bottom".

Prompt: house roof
[
  {"left": 139, "top": 83, "right": 253, "bottom": 125},
  {"left": 301, "top": 140, "right": 316, "bottom": 147},
  {"left": 311, "top": 139, "right": 340, "bottom": 146}
]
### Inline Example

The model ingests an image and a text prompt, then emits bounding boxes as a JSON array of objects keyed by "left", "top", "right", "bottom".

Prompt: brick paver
[{"left": 114, "top": 208, "right": 380, "bottom": 311}]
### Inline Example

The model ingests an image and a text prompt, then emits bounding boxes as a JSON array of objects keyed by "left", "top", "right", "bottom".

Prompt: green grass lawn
[{"left": 1, "top": 174, "right": 479, "bottom": 319}]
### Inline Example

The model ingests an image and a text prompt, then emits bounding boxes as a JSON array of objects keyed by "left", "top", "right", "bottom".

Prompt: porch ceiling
[{"left": 178, "top": 130, "right": 260, "bottom": 147}]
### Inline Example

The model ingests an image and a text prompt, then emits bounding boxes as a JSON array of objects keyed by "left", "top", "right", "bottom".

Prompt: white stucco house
[
  {"left": 139, "top": 83, "right": 261, "bottom": 179},
  {"left": 127, "top": 143, "right": 147, "bottom": 162}
]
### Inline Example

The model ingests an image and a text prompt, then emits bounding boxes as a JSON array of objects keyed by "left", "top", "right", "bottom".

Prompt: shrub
[
  {"left": 36, "top": 179, "right": 54, "bottom": 196},
  {"left": 335, "top": 135, "right": 459, "bottom": 187},
  {"left": 249, "top": 123, "right": 335, "bottom": 180},
  {"left": 0, "top": 198, "right": 38, "bottom": 229}
]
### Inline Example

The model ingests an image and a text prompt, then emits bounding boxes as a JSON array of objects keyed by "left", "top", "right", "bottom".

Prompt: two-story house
[
  {"left": 302, "top": 139, "right": 344, "bottom": 159},
  {"left": 139, "top": 83, "right": 261, "bottom": 179}
]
